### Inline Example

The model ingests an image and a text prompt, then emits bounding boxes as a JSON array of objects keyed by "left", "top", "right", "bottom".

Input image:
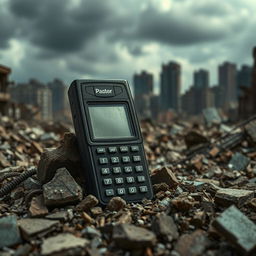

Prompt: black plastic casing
[{"left": 68, "top": 79, "right": 153, "bottom": 205}]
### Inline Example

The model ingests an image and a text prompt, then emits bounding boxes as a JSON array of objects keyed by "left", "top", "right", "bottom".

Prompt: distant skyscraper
[
  {"left": 133, "top": 71, "right": 153, "bottom": 117},
  {"left": 160, "top": 61, "right": 181, "bottom": 112},
  {"left": 37, "top": 87, "right": 53, "bottom": 121},
  {"left": 194, "top": 69, "right": 209, "bottom": 89},
  {"left": 218, "top": 62, "right": 237, "bottom": 109},
  {"left": 237, "top": 65, "right": 252, "bottom": 96},
  {"left": 48, "top": 79, "right": 68, "bottom": 120}
]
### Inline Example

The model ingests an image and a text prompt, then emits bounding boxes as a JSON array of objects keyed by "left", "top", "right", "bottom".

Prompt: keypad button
[
  {"left": 131, "top": 145, "right": 139, "bottom": 152},
  {"left": 135, "top": 165, "right": 143, "bottom": 172},
  {"left": 105, "top": 189, "right": 114, "bottom": 196},
  {"left": 113, "top": 167, "right": 121, "bottom": 174},
  {"left": 101, "top": 168, "right": 110, "bottom": 175},
  {"left": 117, "top": 188, "right": 125, "bottom": 195},
  {"left": 139, "top": 186, "right": 148, "bottom": 193},
  {"left": 103, "top": 178, "right": 112, "bottom": 185},
  {"left": 137, "top": 176, "right": 146, "bottom": 182},
  {"left": 115, "top": 177, "right": 124, "bottom": 184},
  {"left": 126, "top": 176, "right": 135, "bottom": 183},
  {"left": 111, "top": 156, "right": 120, "bottom": 164},
  {"left": 96, "top": 147, "right": 106, "bottom": 154},
  {"left": 99, "top": 157, "right": 108, "bottom": 164},
  {"left": 108, "top": 147, "right": 117, "bottom": 153},
  {"left": 120, "top": 146, "right": 129, "bottom": 153},
  {"left": 124, "top": 166, "right": 132, "bottom": 173},
  {"left": 122, "top": 156, "right": 130, "bottom": 163},
  {"left": 128, "top": 187, "right": 137, "bottom": 194},
  {"left": 133, "top": 156, "right": 141, "bottom": 162}
]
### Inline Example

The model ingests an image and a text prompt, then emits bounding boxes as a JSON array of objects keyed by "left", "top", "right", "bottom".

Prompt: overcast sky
[{"left": 0, "top": 0, "right": 255, "bottom": 93}]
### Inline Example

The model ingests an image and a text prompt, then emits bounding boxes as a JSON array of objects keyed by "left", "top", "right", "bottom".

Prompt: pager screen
[{"left": 88, "top": 104, "right": 133, "bottom": 139}]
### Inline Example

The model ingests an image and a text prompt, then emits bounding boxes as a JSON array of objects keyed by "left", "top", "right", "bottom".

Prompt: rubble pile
[{"left": 1, "top": 115, "right": 256, "bottom": 255}]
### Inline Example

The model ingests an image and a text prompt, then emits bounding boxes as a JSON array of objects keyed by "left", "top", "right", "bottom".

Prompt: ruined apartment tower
[
  {"left": 0, "top": 64, "right": 11, "bottom": 116},
  {"left": 239, "top": 47, "right": 256, "bottom": 119}
]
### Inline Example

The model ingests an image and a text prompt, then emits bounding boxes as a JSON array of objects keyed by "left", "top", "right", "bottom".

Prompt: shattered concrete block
[
  {"left": 150, "top": 166, "right": 179, "bottom": 188},
  {"left": 184, "top": 131, "right": 208, "bottom": 149},
  {"left": 43, "top": 168, "right": 83, "bottom": 207},
  {"left": 41, "top": 233, "right": 89, "bottom": 255},
  {"left": 152, "top": 213, "right": 179, "bottom": 241},
  {"left": 106, "top": 197, "right": 126, "bottom": 212},
  {"left": 203, "top": 107, "right": 222, "bottom": 126},
  {"left": 18, "top": 218, "right": 59, "bottom": 240},
  {"left": 46, "top": 210, "right": 73, "bottom": 221},
  {"left": 228, "top": 152, "right": 250, "bottom": 171},
  {"left": 112, "top": 224, "right": 156, "bottom": 249},
  {"left": 0, "top": 215, "right": 21, "bottom": 248},
  {"left": 212, "top": 205, "right": 256, "bottom": 254},
  {"left": 37, "top": 133, "right": 81, "bottom": 184},
  {"left": 215, "top": 188, "right": 254, "bottom": 207},
  {"left": 29, "top": 195, "right": 48, "bottom": 217},
  {"left": 76, "top": 194, "right": 99, "bottom": 212},
  {"left": 174, "top": 229, "right": 211, "bottom": 256}
]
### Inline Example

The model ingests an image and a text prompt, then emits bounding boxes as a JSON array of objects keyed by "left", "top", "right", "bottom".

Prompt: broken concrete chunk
[
  {"left": 29, "top": 195, "right": 48, "bottom": 217},
  {"left": 112, "top": 224, "right": 156, "bottom": 249},
  {"left": 76, "top": 194, "right": 99, "bottom": 212},
  {"left": 41, "top": 233, "right": 89, "bottom": 255},
  {"left": 0, "top": 215, "right": 21, "bottom": 248},
  {"left": 215, "top": 188, "right": 254, "bottom": 207},
  {"left": 203, "top": 107, "right": 222, "bottom": 126},
  {"left": 18, "top": 218, "right": 59, "bottom": 240},
  {"left": 245, "top": 120, "right": 256, "bottom": 144},
  {"left": 174, "top": 229, "right": 211, "bottom": 256},
  {"left": 150, "top": 166, "right": 179, "bottom": 188},
  {"left": 184, "top": 131, "right": 208, "bottom": 149},
  {"left": 46, "top": 210, "right": 73, "bottom": 221},
  {"left": 106, "top": 197, "right": 126, "bottom": 212},
  {"left": 37, "top": 133, "right": 81, "bottom": 184},
  {"left": 212, "top": 205, "right": 256, "bottom": 254},
  {"left": 228, "top": 152, "right": 250, "bottom": 171},
  {"left": 43, "top": 168, "right": 83, "bottom": 207},
  {"left": 152, "top": 213, "right": 179, "bottom": 241}
]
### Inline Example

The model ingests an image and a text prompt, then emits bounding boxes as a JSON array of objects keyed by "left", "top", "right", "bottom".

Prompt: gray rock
[
  {"left": 0, "top": 215, "right": 21, "bottom": 248},
  {"left": 41, "top": 233, "right": 88, "bottom": 255},
  {"left": 152, "top": 213, "right": 179, "bottom": 241},
  {"left": 18, "top": 218, "right": 59, "bottom": 240},
  {"left": 215, "top": 188, "right": 254, "bottom": 207},
  {"left": 43, "top": 168, "right": 83, "bottom": 207},
  {"left": 23, "top": 177, "right": 42, "bottom": 190},
  {"left": 46, "top": 210, "right": 73, "bottom": 221},
  {"left": 228, "top": 152, "right": 250, "bottom": 171},
  {"left": 212, "top": 205, "right": 256, "bottom": 254},
  {"left": 106, "top": 197, "right": 126, "bottom": 211},
  {"left": 112, "top": 223, "right": 156, "bottom": 249}
]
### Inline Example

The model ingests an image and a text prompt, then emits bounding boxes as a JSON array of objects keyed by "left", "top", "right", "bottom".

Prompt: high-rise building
[
  {"left": 0, "top": 64, "right": 11, "bottom": 116},
  {"left": 218, "top": 62, "right": 237, "bottom": 109},
  {"left": 194, "top": 69, "right": 209, "bottom": 89},
  {"left": 160, "top": 61, "right": 181, "bottom": 112},
  {"left": 37, "top": 87, "right": 53, "bottom": 121},
  {"left": 48, "top": 79, "right": 68, "bottom": 121},
  {"left": 133, "top": 71, "right": 153, "bottom": 118},
  {"left": 237, "top": 65, "right": 252, "bottom": 98}
]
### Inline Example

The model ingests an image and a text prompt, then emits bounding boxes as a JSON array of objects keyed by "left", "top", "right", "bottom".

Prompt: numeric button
[
  {"left": 126, "top": 176, "right": 135, "bottom": 183},
  {"left": 120, "top": 146, "right": 128, "bottom": 153},
  {"left": 131, "top": 145, "right": 139, "bottom": 152},
  {"left": 113, "top": 167, "right": 121, "bottom": 174},
  {"left": 99, "top": 157, "right": 108, "bottom": 164},
  {"left": 101, "top": 168, "right": 110, "bottom": 175},
  {"left": 124, "top": 166, "right": 132, "bottom": 173},
  {"left": 122, "top": 156, "right": 130, "bottom": 163},
  {"left": 137, "top": 176, "right": 145, "bottom": 182},
  {"left": 117, "top": 188, "right": 125, "bottom": 195},
  {"left": 115, "top": 177, "right": 124, "bottom": 184},
  {"left": 96, "top": 147, "right": 106, "bottom": 154},
  {"left": 103, "top": 178, "right": 112, "bottom": 185},
  {"left": 111, "top": 157, "right": 120, "bottom": 164},
  {"left": 135, "top": 165, "right": 143, "bottom": 172},
  {"left": 108, "top": 147, "right": 117, "bottom": 153},
  {"left": 139, "top": 186, "right": 148, "bottom": 193},
  {"left": 128, "top": 187, "right": 137, "bottom": 194},
  {"left": 105, "top": 189, "right": 114, "bottom": 196},
  {"left": 133, "top": 156, "right": 141, "bottom": 162}
]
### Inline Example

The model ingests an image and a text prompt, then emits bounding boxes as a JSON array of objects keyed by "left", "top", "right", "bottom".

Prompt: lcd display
[{"left": 88, "top": 105, "right": 133, "bottom": 139}]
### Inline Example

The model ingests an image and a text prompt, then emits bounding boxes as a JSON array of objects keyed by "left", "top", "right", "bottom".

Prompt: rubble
[
  {"left": 212, "top": 205, "right": 256, "bottom": 254},
  {"left": 41, "top": 233, "right": 89, "bottom": 255},
  {"left": 1, "top": 116, "right": 256, "bottom": 255},
  {"left": 43, "top": 167, "right": 83, "bottom": 207}
]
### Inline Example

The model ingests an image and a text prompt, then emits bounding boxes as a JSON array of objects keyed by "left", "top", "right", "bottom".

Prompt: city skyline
[{"left": 0, "top": 0, "right": 256, "bottom": 93}]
